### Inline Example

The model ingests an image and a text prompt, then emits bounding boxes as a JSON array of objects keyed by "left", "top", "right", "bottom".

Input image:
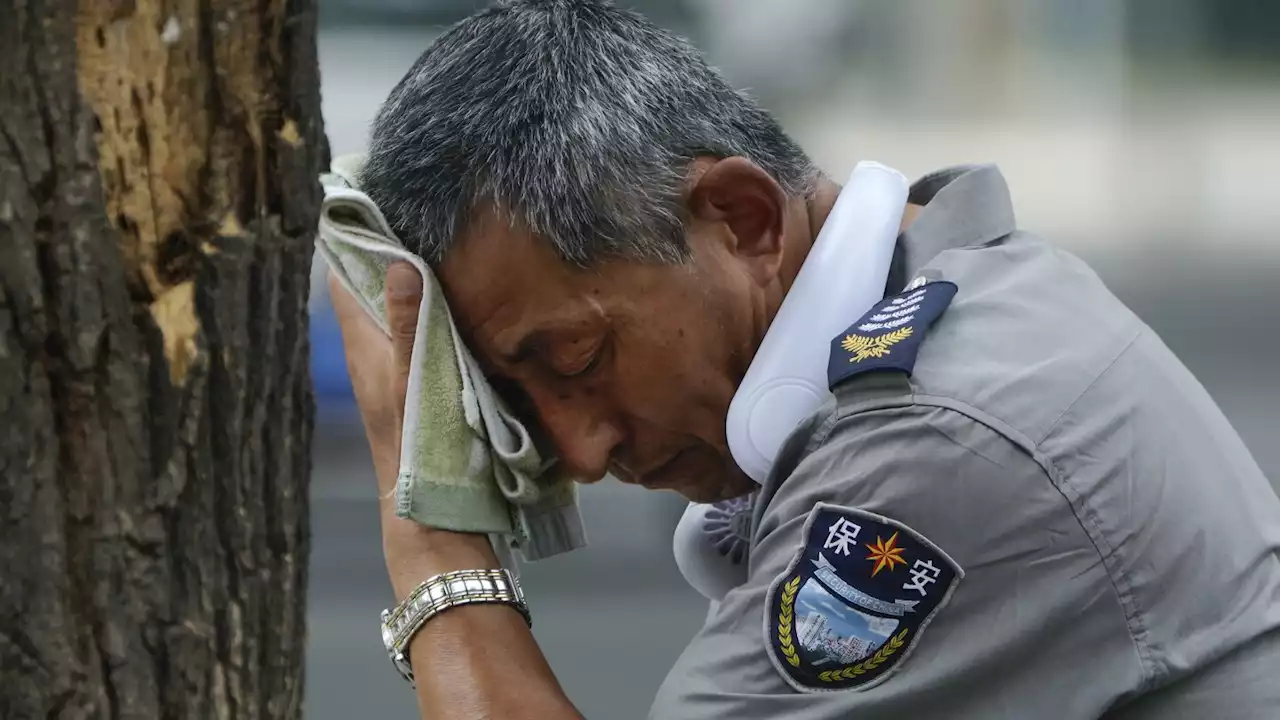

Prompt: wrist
[
  {"left": 380, "top": 566, "right": 531, "bottom": 689},
  {"left": 383, "top": 523, "right": 502, "bottom": 601}
]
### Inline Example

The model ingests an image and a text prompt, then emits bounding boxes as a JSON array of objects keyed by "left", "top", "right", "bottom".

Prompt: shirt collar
[{"left": 884, "top": 164, "right": 1017, "bottom": 293}]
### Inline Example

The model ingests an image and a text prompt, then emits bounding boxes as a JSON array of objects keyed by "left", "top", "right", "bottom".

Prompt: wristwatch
[{"left": 380, "top": 567, "right": 531, "bottom": 685}]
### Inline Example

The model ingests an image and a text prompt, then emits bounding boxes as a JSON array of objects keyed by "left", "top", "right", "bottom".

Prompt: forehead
[{"left": 434, "top": 211, "right": 598, "bottom": 355}]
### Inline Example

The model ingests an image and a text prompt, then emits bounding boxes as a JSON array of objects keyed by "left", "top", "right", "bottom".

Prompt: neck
[
  {"left": 773, "top": 174, "right": 916, "bottom": 294},
  {"left": 746, "top": 173, "right": 922, "bottom": 370},
  {"left": 778, "top": 175, "right": 923, "bottom": 293},
  {"left": 754, "top": 174, "right": 921, "bottom": 345}
]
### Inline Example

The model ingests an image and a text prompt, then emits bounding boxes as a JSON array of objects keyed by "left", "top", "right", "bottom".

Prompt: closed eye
[
  {"left": 553, "top": 336, "right": 609, "bottom": 379},
  {"left": 558, "top": 346, "right": 603, "bottom": 378}
]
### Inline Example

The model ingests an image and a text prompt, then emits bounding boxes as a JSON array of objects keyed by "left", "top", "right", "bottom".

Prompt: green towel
[{"left": 317, "top": 154, "right": 587, "bottom": 562}]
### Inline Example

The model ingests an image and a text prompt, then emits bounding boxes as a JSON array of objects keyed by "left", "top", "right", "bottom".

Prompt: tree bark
[{"left": 0, "top": 0, "right": 325, "bottom": 717}]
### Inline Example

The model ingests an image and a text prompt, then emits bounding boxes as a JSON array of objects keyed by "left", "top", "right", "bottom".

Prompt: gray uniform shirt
[{"left": 649, "top": 165, "right": 1280, "bottom": 719}]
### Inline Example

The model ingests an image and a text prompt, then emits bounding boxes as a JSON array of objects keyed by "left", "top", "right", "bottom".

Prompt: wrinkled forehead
[{"left": 434, "top": 210, "right": 595, "bottom": 357}]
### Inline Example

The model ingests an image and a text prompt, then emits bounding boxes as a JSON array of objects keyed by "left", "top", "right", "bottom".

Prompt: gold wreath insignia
[
  {"left": 842, "top": 327, "right": 914, "bottom": 364},
  {"left": 776, "top": 576, "right": 802, "bottom": 667},
  {"left": 816, "top": 628, "right": 910, "bottom": 683}
]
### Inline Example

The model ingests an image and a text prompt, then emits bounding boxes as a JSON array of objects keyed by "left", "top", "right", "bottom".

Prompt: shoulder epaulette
[{"left": 827, "top": 281, "right": 958, "bottom": 389}]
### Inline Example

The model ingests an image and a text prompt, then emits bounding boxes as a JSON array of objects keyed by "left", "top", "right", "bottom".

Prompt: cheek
[
  {"left": 595, "top": 255, "right": 753, "bottom": 445},
  {"left": 608, "top": 309, "right": 740, "bottom": 441}
]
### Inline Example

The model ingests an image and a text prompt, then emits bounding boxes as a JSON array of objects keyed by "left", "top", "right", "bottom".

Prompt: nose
[{"left": 530, "top": 389, "right": 624, "bottom": 484}]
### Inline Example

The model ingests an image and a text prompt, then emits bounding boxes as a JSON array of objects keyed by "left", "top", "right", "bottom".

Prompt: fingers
[
  {"left": 385, "top": 261, "right": 424, "bottom": 406},
  {"left": 327, "top": 267, "right": 388, "bottom": 367},
  {"left": 327, "top": 266, "right": 359, "bottom": 323},
  {"left": 324, "top": 263, "right": 420, "bottom": 499}
]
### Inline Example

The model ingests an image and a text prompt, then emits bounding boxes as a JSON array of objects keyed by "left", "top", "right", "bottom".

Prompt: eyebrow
[{"left": 493, "top": 304, "right": 604, "bottom": 366}]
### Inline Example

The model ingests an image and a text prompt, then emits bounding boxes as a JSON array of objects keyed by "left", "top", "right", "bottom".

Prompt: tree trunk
[{"left": 0, "top": 0, "right": 325, "bottom": 717}]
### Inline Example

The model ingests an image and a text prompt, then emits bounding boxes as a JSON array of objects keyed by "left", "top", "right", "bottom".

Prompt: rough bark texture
[{"left": 0, "top": 0, "right": 326, "bottom": 717}]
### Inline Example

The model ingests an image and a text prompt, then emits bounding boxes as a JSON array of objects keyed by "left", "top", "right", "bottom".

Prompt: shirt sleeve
[{"left": 649, "top": 402, "right": 1146, "bottom": 720}]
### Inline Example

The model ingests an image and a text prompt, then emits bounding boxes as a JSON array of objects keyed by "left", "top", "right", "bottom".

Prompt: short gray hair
[{"left": 362, "top": 0, "right": 818, "bottom": 266}]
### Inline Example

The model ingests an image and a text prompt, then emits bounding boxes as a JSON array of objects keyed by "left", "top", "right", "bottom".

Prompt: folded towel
[{"left": 316, "top": 154, "right": 587, "bottom": 562}]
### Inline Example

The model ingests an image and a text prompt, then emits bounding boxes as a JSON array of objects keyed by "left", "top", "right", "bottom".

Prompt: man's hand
[
  {"left": 329, "top": 262, "right": 503, "bottom": 595},
  {"left": 328, "top": 262, "right": 418, "bottom": 496},
  {"left": 326, "top": 262, "right": 583, "bottom": 719}
]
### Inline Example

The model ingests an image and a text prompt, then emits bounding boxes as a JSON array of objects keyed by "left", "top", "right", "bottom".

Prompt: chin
[
  {"left": 670, "top": 473, "right": 757, "bottom": 504},
  {"left": 632, "top": 448, "right": 759, "bottom": 503}
]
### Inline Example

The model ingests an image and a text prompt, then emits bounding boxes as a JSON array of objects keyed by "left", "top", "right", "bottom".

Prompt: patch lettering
[
  {"left": 827, "top": 281, "right": 957, "bottom": 389},
  {"left": 766, "top": 503, "right": 962, "bottom": 693}
]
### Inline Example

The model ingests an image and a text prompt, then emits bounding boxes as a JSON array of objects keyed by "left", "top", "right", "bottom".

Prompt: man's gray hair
[{"left": 362, "top": 0, "right": 819, "bottom": 266}]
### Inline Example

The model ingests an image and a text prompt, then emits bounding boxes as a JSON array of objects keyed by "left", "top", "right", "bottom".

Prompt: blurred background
[{"left": 305, "top": 1, "right": 1280, "bottom": 717}]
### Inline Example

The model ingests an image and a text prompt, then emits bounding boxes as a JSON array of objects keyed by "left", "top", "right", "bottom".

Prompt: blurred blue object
[{"left": 310, "top": 300, "right": 356, "bottom": 406}]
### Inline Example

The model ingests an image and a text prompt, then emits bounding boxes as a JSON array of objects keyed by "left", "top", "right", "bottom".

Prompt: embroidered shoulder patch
[
  {"left": 827, "top": 281, "right": 957, "bottom": 389},
  {"left": 765, "top": 503, "right": 963, "bottom": 693}
]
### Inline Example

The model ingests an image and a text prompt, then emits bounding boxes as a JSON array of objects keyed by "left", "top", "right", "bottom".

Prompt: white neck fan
[{"left": 673, "top": 161, "right": 910, "bottom": 602}]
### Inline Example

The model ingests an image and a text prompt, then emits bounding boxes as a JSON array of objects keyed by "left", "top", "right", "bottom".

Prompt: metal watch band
[{"left": 380, "top": 568, "right": 530, "bottom": 685}]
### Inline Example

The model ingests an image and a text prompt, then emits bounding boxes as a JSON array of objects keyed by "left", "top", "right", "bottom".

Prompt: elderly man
[{"left": 330, "top": 1, "right": 1280, "bottom": 718}]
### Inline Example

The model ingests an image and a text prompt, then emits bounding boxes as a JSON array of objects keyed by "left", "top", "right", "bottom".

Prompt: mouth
[{"left": 636, "top": 449, "right": 691, "bottom": 491}]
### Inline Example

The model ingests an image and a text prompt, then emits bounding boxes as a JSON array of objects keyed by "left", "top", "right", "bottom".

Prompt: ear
[{"left": 687, "top": 156, "right": 789, "bottom": 286}]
